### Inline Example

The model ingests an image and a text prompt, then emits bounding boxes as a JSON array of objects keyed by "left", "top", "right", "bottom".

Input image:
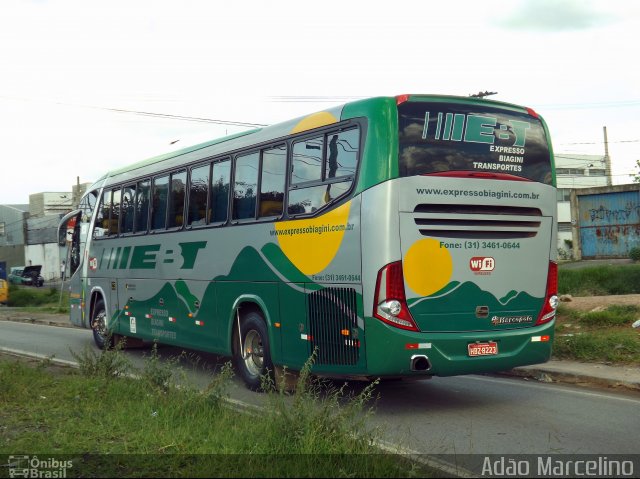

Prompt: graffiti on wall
[
  {"left": 587, "top": 203, "right": 640, "bottom": 223},
  {"left": 594, "top": 224, "right": 640, "bottom": 246},
  {"left": 579, "top": 192, "right": 640, "bottom": 258}
]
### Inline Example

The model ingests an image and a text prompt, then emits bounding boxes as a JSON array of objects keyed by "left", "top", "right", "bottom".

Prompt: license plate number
[{"left": 468, "top": 342, "right": 498, "bottom": 357}]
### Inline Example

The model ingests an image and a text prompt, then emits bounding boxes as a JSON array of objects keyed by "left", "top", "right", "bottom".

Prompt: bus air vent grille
[
  {"left": 308, "top": 287, "right": 359, "bottom": 366},
  {"left": 413, "top": 204, "right": 542, "bottom": 239}
]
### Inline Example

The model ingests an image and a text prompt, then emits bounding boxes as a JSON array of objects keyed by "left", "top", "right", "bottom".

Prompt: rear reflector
[{"left": 531, "top": 335, "right": 550, "bottom": 342}]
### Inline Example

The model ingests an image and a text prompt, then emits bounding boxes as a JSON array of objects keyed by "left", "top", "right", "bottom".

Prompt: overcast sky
[{"left": 1, "top": 0, "right": 639, "bottom": 204}]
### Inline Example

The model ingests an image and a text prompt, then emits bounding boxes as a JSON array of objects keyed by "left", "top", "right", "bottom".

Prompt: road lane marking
[{"left": 466, "top": 374, "right": 640, "bottom": 404}]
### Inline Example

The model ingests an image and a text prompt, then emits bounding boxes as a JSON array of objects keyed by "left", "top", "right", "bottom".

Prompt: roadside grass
[
  {"left": 558, "top": 264, "right": 640, "bottom": 295},
  {"left": 554, "top": 304, "right": 640, "bottom": 364},
  {"left": 6, "top": 284, "right": 68, "bottom": 313},
  {"left": 0, "top": 347, "right": 433, "bottom": 478}
]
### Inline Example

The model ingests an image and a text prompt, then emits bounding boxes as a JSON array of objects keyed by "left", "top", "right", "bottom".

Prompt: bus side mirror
[
  {"left": 58, "top": 209, "right": 82, "bottom": 246},
  {"left": 66, "top": 216, "right": 77, "bottom": 243}
]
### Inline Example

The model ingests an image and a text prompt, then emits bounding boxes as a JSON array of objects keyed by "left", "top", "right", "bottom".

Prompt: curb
[
  {"left": 497, "top": 366, "right": 640, "bottom": 393},
  {"left": 0, "top": 316, "right": 79, "bottom": 329}
]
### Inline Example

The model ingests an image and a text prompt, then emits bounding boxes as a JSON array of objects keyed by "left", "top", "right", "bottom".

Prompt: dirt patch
[{"left": 559, "top": 294, "right": 640, "bottom": 312}]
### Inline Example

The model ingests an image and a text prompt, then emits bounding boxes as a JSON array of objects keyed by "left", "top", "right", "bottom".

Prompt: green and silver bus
[{"left": 60, "top": 95, "right": 557, "bottom": 390}]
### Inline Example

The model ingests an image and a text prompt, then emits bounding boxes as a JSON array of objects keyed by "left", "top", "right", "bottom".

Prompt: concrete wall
[
  {"left": 24, "top": 243, "right": 66, "bottom": 281},
  {"left": 0, "top": 205, "right": 28, "bottom": 247},
  {"left": 0, "top": 245, "right": 26, "bottom": 271}
]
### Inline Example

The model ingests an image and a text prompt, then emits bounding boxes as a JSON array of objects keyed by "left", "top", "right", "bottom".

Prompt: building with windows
[
  {"left": 555, "top": 153, "right": 609, "bottom": 257},
  {"left": 0, "top": 182, "right": 91, "bottom": 281},
  {"left": 0, "top": 204, "right": 29, "bottom": 279},
  {"left": 28, "top": 192, "right": 74, "bottom": 218}
]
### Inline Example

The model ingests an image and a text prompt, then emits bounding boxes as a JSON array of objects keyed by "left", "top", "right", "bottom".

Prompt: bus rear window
[{"left": 398, "top": 102, "right": 552, "bottom": 184}]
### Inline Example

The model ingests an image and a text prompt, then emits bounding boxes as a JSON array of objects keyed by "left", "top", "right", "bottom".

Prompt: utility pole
[{"left": 603, "top": 126, "right": 612, "bottom": 186}]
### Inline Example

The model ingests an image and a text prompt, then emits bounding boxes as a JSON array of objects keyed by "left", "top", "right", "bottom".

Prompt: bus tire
[
  {"left": 91, "top": 298, "right": 113, "bottom": 350},
  {"left": 234, "top": 311, "right": 273, "bottom": 391}
]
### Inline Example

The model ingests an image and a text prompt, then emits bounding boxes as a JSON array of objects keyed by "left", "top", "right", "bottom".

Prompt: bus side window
[
  {"left": 135, "top": 179, "right": 150, "bottom": 233},
  {"left": 80, "top": 190, "right": 97, "bottom": 226},
  {"left": 109, "top": 188, "right": 121, "bottom": 236},
  {"left": 168, "top": 170, "right": 186, "bottom": 229},
  {"left": 188, "top": 164, "right": 210, "bottom": 227},
  {"left": 292, "top": 136, "right": 323, "bottom": 185},
  {"left": 325, "top": 129, "right": 359, "bottom": 180},
  {"left": 287, "top": 127, "right": 359, "bottom": 217},
  {"left": 121, "top": 184, "right": 136, "bottom": 234},
  {"left": 258, "top": 145, "right": 286, "bottom": 218},
  {"left": 151, "top": 175, "right": 169, "bottom": 230},
  {"left": 93, "top": 190, "right": 109, "bottom": 238},
  {"left": 233, "top": 152, "right": 259, "bottom": 220},
  {"left": 288, "top": 181, "right": 351, "bottom": 215},
  {"left": 210, "top": 159, "right": 230, "bottom": 223}
]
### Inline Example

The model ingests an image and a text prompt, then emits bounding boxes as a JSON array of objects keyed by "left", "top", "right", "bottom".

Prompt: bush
[
  {"left": 7, "top": 286, "right": 57, "bottom": 307},
  {"left": 580, "top": 305, "right": 639, "bottom": 327},
  {"left": 629, "top": 247, "right": 640, "bottom": 262},
  {"left": 69, "top": 339, "right": 131, "bottom": 379},
  {"left": 558, "top": 265, "right": 640, "bottom": 295}
]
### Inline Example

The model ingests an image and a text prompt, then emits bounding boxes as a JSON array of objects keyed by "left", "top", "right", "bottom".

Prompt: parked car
[
  {"left": 0, "top": 279, "right": 7, "bottom": 304},
  {"left": 8, "top": 265, "right": 44, "bottom": 287}
]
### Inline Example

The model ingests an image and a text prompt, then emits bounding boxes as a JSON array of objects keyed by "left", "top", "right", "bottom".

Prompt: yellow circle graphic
[
  {"left": 275, "top": 202, "right": 351, "bottom": 275},
  {"left": 403, "top": 238, "right": 453, "bottom": 296},
  {"left": 290, "top": 112, "right": 338, "bottom": 134}
]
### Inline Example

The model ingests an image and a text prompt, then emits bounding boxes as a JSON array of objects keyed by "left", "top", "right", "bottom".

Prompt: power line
[
  {"left": 556, "top": 139, "right": 640, "bottom": 146},
  {"left": 98, "top": 106, "right": 268, "bottom": 128},
  {"left": 268, "top": 95, "right": 366, "bottom": 103},
  {"left": 0, "top": 95, "right": 268, "bottom": 128},
  {"left": 538, "top": 99, "right": 640, "bottom": 110}
]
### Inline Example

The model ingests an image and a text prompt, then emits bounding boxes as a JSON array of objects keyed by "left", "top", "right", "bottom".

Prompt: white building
[
  {"left": 28, "top": 192, "right": 74, "bottom": 218},
  {"left": 555, "top": 153, "right": 609, "bottom": 257}
]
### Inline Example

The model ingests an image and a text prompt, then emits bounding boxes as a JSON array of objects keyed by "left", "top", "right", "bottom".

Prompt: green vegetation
[
  {"left": 558, "top": 264, "right": 640, "bottom": 295},
  {"left": 555, "top": 265, "right": 640, "bottom": 364},
  {"left": 6, "top": 284, "right": 68, "bottom": 313},
  {"left": 0, "top": 347, "right": 433, "bottom": 478},
  {"left": 554, "top": 304, "right": 640, "bottom": 364},
  {"left": 629, "top": 247, "right": 640, "bottom": 262}
]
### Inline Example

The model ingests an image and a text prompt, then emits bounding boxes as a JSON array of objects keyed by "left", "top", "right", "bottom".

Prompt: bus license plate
[{"left": 468, "top": 342, "right": 498, "bottom": 357}]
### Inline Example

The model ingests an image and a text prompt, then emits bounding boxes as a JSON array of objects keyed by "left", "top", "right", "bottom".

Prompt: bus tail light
[
  {"left": 526, "top": 107, "right": 540, "bottom": 119},
  {"left": 373, "top": 261, "right": 420, "bottom": 331},
  {"left": 396, "top": 94, "right": 410, "bottom": 105},
  {"left": 536, "top": 261, "right": 558, "bottom": 325}
]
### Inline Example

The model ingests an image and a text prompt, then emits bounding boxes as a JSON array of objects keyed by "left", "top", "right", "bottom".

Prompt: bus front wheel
[
  {"left": 234, "top": 311, "right": 273, "bottom": 391},
  {"left": 91, "top": 299, "right": 112, "bottom": 350}
]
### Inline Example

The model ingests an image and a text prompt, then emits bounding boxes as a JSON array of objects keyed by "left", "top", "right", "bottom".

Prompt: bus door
[{"left": 59, "top": 209, "right": 86, "bottom": 327}]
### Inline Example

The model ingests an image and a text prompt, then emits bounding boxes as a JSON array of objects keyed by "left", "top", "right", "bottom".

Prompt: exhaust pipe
[{"left": 410, "top": 355, "right": 431, "bottom": 371}]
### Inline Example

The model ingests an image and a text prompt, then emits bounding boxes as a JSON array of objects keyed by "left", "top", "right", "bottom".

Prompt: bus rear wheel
[
  {"left": 234, "top": 311, "right": 273, "bottom": 391},
  {"left": 91, "top": 299, "right": 113, "bottom": 349}
]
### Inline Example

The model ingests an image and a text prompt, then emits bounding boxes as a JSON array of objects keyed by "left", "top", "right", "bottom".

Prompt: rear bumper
[{"left": 364, "top": 317, "right": 555, "bottom": 377}]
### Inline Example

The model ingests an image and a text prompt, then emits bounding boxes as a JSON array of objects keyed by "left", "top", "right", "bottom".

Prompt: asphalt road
[{"left": 1, "top": 320, "right": 639, "bottom": 460}]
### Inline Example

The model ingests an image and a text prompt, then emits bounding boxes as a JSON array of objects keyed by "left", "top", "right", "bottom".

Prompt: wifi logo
[{"left": 470, "top": 257, "right": 495, "bottom": 273}]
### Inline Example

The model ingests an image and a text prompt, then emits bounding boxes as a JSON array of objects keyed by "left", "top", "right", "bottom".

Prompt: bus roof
[{"left": 88, "top": 95, "right": 542, "bottom": 191}]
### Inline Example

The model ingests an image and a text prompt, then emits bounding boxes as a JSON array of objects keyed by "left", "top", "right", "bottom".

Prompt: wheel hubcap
[
  {"left": 93, "top": 310, "right": 107, "bottom": 338},
  {"left": 243, "top": 329, "right": 264, "bottom": 376}
]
